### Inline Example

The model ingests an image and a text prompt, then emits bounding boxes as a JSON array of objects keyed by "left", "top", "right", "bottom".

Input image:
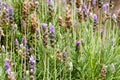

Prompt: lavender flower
[
  {"left": 4, "top": 59, "right": 15, "bottom": 80},
  {"left": 15, "top": 39, "right": 19, "bottom": 47},
  {"left": 41, "top": 23, "right": 47, "bottom": 31},
  {"left": 75, "top": 41, "right": 80, "bottom": 51},
  {"left": 8, "top": 7, "right": 14, "bottom": 25},
  {"left": 1, "top": 2, "right": 9, "bottom": 25},
  {"left": 41, "top": 23, "right": 48, "bottom": 48},
  {"left": 48, "top": 0, "right": 53, "bottom": 6},
  {"left": 82, "top": 4, "right": 87, "bottom": 13},
  {"left": 92, "top": 0, "right": 96, "bottom": 6},
  {"left": 2, "top": 2, "right": 8, "bottom": 9},
  {"left": 82, "top": 4, "right": 87, "bottom": 20},
  {"left": 29, "top": 55, "right": 35, "bottom": 80},
  {"left": 50, "top": 25, "right": 55, "bottom": 33},
  {"left": 103, "top": 4, "right": 107, "bottom": 13},
  {"left": 9, "top": 7, "right": 13, "bottom": 16},
  {"left": 93, "top": 14, "right": 98, "bottom": 29},
  {"left": 76, "top": 41, "right": 80, "bottom": 46},
  {"left": 93, "top": 14, "right": 97, "bottom": 21},
  {"left": 22, "top": 36, "right": 27, "bottom": 46},
  {"left": 49, "top": 25, "right": 55, "bottom": 48},
  {"left": 4, "top": 59, "right": 10, "bottom": 73},
  {"left": 36, "top": 28, "right": 39, "bottom": 40},
  {"left": 29, "top": 55, "right": 35, "bottom": 65},
  {"left": 48, "top": 0, "right": 54, "bottom": 21},
  {"left": 63, "top": 50, "right": 67, "bottom": 61}
]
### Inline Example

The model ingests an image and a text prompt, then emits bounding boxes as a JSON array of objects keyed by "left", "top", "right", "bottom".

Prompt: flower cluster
[
  {"left": 4, "top": 58, "right": 15, "bottom": 80},
  {"left": 29, "top": 55, "right": 35, "bottom": 80}
]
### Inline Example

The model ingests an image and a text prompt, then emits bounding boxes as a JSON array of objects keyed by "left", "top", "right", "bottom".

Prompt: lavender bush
[{"left": 0, "top": 0, "right": 120, "bottom": 80}]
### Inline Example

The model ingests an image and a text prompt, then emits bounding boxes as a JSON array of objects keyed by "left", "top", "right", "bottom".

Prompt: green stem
[{"left": 54, "top": 48, "right": 57, "bottom": 80}]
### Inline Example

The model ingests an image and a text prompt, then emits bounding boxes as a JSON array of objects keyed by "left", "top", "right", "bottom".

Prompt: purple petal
[
  {"left": 15, "top": 39, "right": 19, "bottom": 46},
  {"left": 103, "top": 4, "right": 107, "bottom": 12},
  {"left": 22, "top": 36, "right": 27, "bottom": 46},
  {"left": 4, "top": 60, "right": 10, "bottom": 71},
  {"left": 9, "top": 7, "right": 13, "bottom": 15},
  {"left": 29, "top": 55, "right": 35, "bottom": 64},
  {"left": 63, "top": 51, "right": 67, "bottom": 57},
  {"left": 92, "top": 0, "right": 96, "bottom": 6},
  {"left": 50, "top": 25, "right": 54, "bottom": 33},
  {"left": 93, "top": 14, "right": 97, "bottom": 21},
  {"left": 2, "top": 2, "right": 8, "bottom": 8},
  {"left": 41, "top": 23, "right": 47, "bottom": 29},
  {"left": 48, "top": 0, "right": 53, "bottom": 5},
  {"left": 76, "top": 41, "right": 80, "bottom": 46},
  {"left": 82, "top": 4, "right": 87, "bottom": 12}
]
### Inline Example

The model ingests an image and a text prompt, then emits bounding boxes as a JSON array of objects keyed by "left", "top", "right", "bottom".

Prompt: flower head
[
  {"left": 9, "top": 7, "right": 13, "bottom": 16},
  {"left": 103, "top": 4, "right": 107, "bottom": 13},
  {"left": 41, "top": 23, "right": 47, "bottom": 30},
  {"left": 36, "top": 28, "right": 39, "bottom": 35},
  {"left": 76, "top": 41, "right": 80, "bottom": 46},
  {"left": 93, "top": 14, "right": 97, "bottom": 21},
  {"left": 82, "top": 4, "right": 87, "bottom": 13},
  {"left": 50, "top": 25, "right": 54, "bottom": 33},
  {"left": 2, "top": 2, "right": 8, "bottom": 9},
  {"left": 48, "top": 0, "right": 53, "bottom": 6},
  {"left": 63, "top": 50, "right": 67, "bottom": 57},
  {"left": 4, "top": 59, "right": 10, "bottom": 73},
  {"left": 92, "top": 0, "right": 96, "bottom": 6},
  {"left": 22, "top": 36, "right": 27, "bottom": 46},
  {"left": 29, "top": 55, "right": 35, "bottom": 65},
  {"left": 15, "top": 39, "right": 19, "bottom": 46}
]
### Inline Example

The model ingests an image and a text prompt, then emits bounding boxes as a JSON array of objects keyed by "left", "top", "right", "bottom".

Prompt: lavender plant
[{"left": 0, "top": 0, "right": 120, "bottom": 80}]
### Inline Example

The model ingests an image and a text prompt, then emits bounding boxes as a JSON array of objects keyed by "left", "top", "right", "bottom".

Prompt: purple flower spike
[
  {"left": 29, "top": 55, "right": 35, "bottom": 65},
  {"left": 50, "top": 25, "right": 54, "bottom": 33},
  {"left": 103, "top": 4, "right": 107, "bottom": 13},
  {"left": 75, "top": 41, "right": 80, "bottom": 51},
  {"left": 74, "top": 20, "right": 77, "bottom": 28},
  {"left": 4, "top": 59, "right": 10, "bottom": 73},
  {"left": 48, "top": 0, "right": 53, "bottom": 5},
  {"left": 2, "top": 2, "right": 8, "bottom": 9},
  {"left": 63, "top": 50, "right": 67, "bottom": 61},
  {"left": 36, "top": 28, "right": 40, "bottom": 40},
  {"left": 15, "top": 39, "right": 19, "bottom": 46},
  {"left": 9, "top": 7, "right": 13, "bottom": 15},
  {"left": 36, "top": 28, "right": 39, "bottom": 35},
  {"left": 92, "top": 0, "right": 96, "bottom": 6},
  {"left": 29, "top": 55, "right": 35, "bottom": 80},
  {"left": 22, "top": 36, "right": 27, "bottom": 46},
  {"left": 93, "top": 14, "right": 97, "bottom": 21},
  {"left": 41, "top": 23, "right": 47, "bottom": 29},
  {"left": 76, "top": 41, "right": 80, "bottom": 46},
  {"left": 82, "top": 4, "right": 87, "bottom": 12},
  {"left": 63, "top": 51, "right": 67, "bottom": 57}
]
